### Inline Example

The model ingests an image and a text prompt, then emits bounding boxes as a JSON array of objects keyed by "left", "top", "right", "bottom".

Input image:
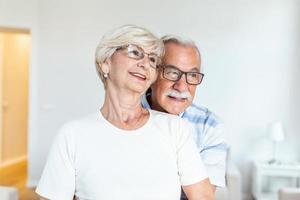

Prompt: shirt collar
[{"left": 141, "top": 91, "right": 151, "bottom": 109}]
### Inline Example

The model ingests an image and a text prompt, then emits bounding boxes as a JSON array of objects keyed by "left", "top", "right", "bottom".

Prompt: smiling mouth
[
  {"left": 167, "top": 95, "right": 187, "bottom": 102},
  {"left": 129, "top": 72, "right": 146, "bottom": 81}
]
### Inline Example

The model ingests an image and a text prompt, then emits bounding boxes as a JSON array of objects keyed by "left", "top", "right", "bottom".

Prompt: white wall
[
  {"left": 195, "top": 1, "right": 300, "bottom": 195},
  {"left": 1, "top": 0, "right": 300, "bottom": 197}
]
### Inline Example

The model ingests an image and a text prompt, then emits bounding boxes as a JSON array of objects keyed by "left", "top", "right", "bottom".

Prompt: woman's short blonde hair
[{"left": 95, "top": 25, "right": 164, "bottom": 86}]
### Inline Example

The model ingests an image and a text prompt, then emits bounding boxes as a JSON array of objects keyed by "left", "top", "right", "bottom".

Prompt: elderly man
[{"left": 142, "top": 35, "right": 227, "bottom": 198}]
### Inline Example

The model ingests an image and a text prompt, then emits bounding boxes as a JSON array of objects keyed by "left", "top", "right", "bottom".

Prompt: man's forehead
[{"left": 163, "top": 43, "right": 201, "bottom": 72}]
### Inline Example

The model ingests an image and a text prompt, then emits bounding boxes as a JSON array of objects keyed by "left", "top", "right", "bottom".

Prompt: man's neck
[{"left": 146, "top": 90, "right": 153, "bottom": 108}]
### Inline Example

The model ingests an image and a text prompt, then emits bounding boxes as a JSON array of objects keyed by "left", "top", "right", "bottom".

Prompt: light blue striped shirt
[{"left": 141, "top": 93, "right": 227, "bottom": 188}]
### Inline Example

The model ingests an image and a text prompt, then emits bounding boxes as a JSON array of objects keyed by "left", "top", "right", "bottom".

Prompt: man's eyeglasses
[
  {"left": 116, "top": 44, "right": 160, "bottom": 69},
  {"left": 160, "top": 65, "right": 204, "bottom": 85}
]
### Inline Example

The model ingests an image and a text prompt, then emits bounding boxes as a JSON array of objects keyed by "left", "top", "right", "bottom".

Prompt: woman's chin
[
  {"left": 124, "top": 81, "right": 151, "bottom": 94},
  {"left": 131, "top": 87, "right": 148, "bottom": 95}
]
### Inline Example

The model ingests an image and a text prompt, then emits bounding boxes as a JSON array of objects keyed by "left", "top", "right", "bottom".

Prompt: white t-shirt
[{"left": 36, "top": 109, "right": 207, "bottom": 200}]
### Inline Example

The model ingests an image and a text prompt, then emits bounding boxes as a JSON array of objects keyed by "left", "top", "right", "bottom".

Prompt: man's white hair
[
  {"left": 161, "top": 35, "right": 201, "bottom": 61},
  {"left": 95, "top": 24, "right": 164, "bottom": 86}
]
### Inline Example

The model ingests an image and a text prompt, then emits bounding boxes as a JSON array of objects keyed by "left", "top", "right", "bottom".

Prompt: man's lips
[
  {"left": 167, "top": 95, "right": 187, "bottom": 102},
  {"left": 129, "top": 72, "right": 146, "bottom": 80}
]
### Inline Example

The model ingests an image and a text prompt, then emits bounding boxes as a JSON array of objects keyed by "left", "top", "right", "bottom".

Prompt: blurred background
[{"left": 0, "top": 0, "right": 299, "bottom": 199}]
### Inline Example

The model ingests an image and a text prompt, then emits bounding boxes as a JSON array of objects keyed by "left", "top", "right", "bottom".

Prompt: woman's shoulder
[
  {"left": 148, "top": 109, "right": 189, "bottom": 133},
  {"left": 148, "top": 109, "right": 192, "bottom": 147},
  {"left": 57, "top": 112, "right": 102, "bottom": 137},
  {"left": 149, "top": 109, "right": 177, "bottom": 119},
  {"left": 149, "top": 109, "right": 186, "bottom": 123}
]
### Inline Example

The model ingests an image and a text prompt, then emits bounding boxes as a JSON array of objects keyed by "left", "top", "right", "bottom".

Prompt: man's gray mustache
[{"left": 164, "top": 89, "right": 192, "bottom": 101}]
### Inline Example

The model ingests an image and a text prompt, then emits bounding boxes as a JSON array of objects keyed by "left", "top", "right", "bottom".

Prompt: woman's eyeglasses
[{"left": 116, "top": 44, "right": 160, "bottom": 69}]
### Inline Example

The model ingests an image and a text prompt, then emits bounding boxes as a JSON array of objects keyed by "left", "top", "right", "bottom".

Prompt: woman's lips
[{"left": 129, "top": 72, "right": 146, "bottom": 80}]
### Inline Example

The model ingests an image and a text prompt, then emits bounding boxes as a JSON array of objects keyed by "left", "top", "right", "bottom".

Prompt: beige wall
[{"left": 0, "top": 31, "right": 30, "bottom": 166}]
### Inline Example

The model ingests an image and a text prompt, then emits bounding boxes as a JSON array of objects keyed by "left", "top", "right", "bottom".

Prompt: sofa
[
  {"left": 0, "top": 186, "right": 18, "bottom": 200},
  {"left": 279, "top": 188, "right": 300, "bottom": 200},
  {"left": 215, "top": 154, "right": 242, "bottom": 200}
]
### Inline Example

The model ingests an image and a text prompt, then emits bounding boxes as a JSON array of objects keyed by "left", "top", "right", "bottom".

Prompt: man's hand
[{"left": 182, "top": 178, "right": 215, "bottom": 200}]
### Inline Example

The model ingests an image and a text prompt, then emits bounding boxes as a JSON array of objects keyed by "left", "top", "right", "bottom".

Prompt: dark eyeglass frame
[
  {"left": 160, "top": 65, "right": 204, "bottom": 85},
  {"left": 116, "top": 44, "right": 160, "bottom": 69}
]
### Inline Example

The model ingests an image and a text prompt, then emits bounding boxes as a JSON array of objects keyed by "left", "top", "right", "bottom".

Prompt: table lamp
[{"left": 268, "top": 122, "right": 285, "bottom": 164}]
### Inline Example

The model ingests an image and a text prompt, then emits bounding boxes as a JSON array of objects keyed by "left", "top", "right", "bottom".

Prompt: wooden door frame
[
  {"left": 0, "top": 27, "right": 30, "bottom": 167},
  {"left": 0, "top": 33, "right": 3, "bottom": 166},
  {"left": 0, "top": 27, "right": 30, "bottom": 34}
]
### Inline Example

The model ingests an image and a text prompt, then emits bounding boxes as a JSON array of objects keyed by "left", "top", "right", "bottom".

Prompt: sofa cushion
[{"left": 279, "top": 187, "right": 300, "bottom": 200}]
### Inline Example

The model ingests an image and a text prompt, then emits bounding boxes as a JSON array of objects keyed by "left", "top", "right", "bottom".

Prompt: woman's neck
[{"left": 100, "top": 87, "right": 149, "bottom": 130}]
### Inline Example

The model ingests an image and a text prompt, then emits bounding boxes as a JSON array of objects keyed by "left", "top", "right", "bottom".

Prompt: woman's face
[{"left": 105, "top": 44, "right": 158, "bottom": 94}]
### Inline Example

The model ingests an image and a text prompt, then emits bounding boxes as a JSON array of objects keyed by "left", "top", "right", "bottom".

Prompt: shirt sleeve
[
  {"left": 175, "top": 119, "right": 208, "bottom": 186},
  {"left": 36, "top": 124, "right": 76, "bottom": 200},
  {"left": 200, "top": 124, "right": 227, "bottom": 187}
]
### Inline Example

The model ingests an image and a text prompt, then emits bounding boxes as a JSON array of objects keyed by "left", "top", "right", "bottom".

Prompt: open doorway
[{"left": 0, "top": 27, "right": 31, "bottom": 198}]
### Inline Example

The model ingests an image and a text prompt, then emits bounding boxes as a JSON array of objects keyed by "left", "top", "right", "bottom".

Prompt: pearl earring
[{"left": 104, "top": 73, "right": 108, "bottom": 78}]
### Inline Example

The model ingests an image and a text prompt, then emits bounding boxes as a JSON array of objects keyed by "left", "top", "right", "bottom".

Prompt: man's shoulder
[{"left": 182, "top": 104, "right": 222, "bottom": 128}]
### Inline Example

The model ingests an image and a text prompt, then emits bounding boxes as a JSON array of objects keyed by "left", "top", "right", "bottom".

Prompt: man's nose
[{"left": 173, "top": 74, "right": 188, "bottom": 91}]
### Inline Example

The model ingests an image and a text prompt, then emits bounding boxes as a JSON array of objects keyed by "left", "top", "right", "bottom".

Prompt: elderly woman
[{"left": 36, "top": 25, "right": 213, "bottom": 200}]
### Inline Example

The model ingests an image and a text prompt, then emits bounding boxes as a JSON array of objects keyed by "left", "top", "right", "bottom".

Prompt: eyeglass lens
[{"left": 163, "top": 66, "right": 203, "bottom": 85}]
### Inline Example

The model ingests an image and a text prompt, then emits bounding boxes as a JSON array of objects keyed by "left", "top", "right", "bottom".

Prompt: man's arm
[
  {"left": 199, "top": 122, "right": 227, "bottom": 189},
  {"left": 182, "top": 178, "right": 215, "bottom": 200},
  {"left": 182, "top": 107, "right": 227, "bottom": 189},
  {"left": 39, "top": 196, "right": 75, "bottom": 200}
]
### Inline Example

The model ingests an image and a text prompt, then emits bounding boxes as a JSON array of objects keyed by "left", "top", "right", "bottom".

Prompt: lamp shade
[{"left": 269, "top": 122, "right": 285, "bottom": 142}]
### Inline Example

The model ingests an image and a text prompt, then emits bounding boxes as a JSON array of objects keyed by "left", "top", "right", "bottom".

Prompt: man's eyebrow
[
  {"left": 163, "top": 64, "right": 200, "bottom": 72},
  {"left": 190, "top": 68, "right": 200, "bottom": 72}
]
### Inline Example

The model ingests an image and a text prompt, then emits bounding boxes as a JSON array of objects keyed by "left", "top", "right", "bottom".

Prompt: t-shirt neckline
[{"left": 98, "top": 109, "right": 152, "bottom": 134}]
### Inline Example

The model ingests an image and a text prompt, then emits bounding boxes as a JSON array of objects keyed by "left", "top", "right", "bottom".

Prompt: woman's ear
[{"left": 99, "top": 59, "right": 111, "bottom": 74}]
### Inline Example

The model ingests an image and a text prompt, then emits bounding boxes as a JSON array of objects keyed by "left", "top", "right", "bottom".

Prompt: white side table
[{"left": 252, "top": 161, "right": 300, "bottom": 200}]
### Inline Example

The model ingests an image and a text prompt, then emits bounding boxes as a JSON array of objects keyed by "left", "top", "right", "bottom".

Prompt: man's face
[{"left": 151, "top": 42, "right": 201, "bottom": 115}]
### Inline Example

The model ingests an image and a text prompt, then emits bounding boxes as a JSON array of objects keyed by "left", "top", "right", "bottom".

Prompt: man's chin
[
  {"left": 167, "top": 110, "right": 182, "bottom": 115},
  {"left": 164, "top": 102, "right": 188, "bottom": 115}
]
